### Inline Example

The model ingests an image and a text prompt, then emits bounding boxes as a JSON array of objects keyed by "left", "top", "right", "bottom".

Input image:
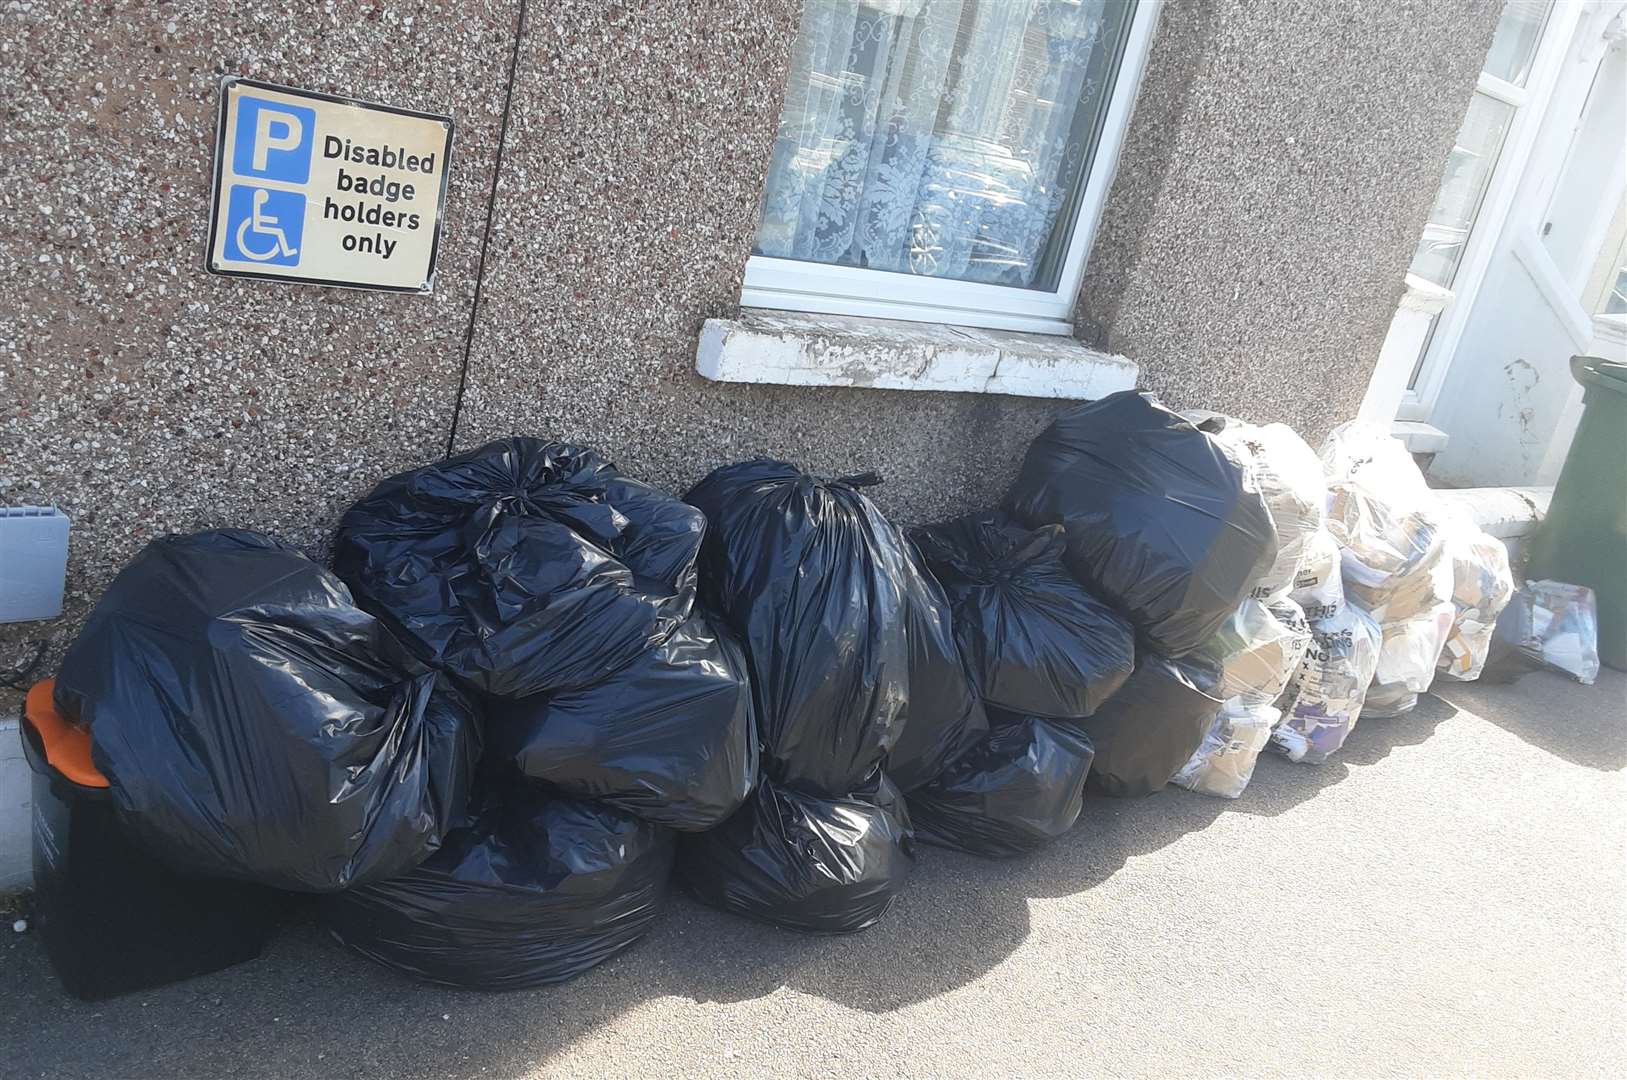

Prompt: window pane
[
  {"left": 1541, "top": 44, "right": 1627, "bottom": 289},
  {"left": 1586, "top": 200, "right": 1627, "bottom": 317},
  {"left": 1408, "top": 91, "right": 1515, "bottom": 289},
  {"left": 1482, "top": 0, "right": 1550, "bottom": 86},
  {"left": 754, "top": 0, "right": 1137, "bottom": 292}
]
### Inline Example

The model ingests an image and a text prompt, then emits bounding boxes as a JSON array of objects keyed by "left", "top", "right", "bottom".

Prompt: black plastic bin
[{"left": 20, "top": 680, "right": 284, "bottom": 1001}]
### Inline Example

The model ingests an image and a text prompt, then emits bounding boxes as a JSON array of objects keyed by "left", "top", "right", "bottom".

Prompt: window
[
  {"left": 1401, "top": 0, "right": 1553, "bottom": 399},
  {"left": 741, "top": 0, "right": 1160, "bottom": 335}
]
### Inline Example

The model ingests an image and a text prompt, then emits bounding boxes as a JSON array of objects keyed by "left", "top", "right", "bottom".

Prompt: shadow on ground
[
  {"left": 0, "top": 693, "right": 1487, "bottom": 1080},
  {"left": 1433, "top": 666, "right": 1626, "bottom": 772}
]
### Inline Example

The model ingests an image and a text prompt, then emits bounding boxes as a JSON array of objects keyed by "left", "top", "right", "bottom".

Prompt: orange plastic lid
[{"left": 24, "top": 679, "right": 109, "bottom": 789}]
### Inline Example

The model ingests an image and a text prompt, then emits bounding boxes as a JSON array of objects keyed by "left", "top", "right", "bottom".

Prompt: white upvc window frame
[
  {"left": 740, "top": 0, "right": 1164, "bottom": 338},
  {"left": 1397, "top": 2, "right": 1579, "bottom": 422}
]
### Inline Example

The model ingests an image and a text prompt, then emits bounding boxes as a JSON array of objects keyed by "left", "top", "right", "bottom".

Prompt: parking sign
[{"left": 205, "top": 78, "right": 454, "bottom": 292}]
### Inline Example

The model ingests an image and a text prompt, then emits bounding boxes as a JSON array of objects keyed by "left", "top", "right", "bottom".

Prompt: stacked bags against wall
[
  {"left": 1006, "top": 392, "right": 1278, "bottom": 797},
  {"left": 1170, "top": 414, "right": 1321, "bottom": 796},
  {"left": 1320, "top": 423, "right": 1455, "bottom": 717},
  {"left": 676, "top": 461, "right": 926, "bottom": 933},
  {"left": 52, "top": 530, "right": 481, "bottom": 892},
  {"left": 902, "top": 512, "right": 1134, "bottom": 855},
  {"left": 324, "top": 439, "right": 757, "bottom": 985}
]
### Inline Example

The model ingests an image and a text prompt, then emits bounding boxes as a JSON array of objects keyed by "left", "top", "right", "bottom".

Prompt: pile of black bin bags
[{"left": 47, "top": 390, "right": 1283, "bottom": 989}]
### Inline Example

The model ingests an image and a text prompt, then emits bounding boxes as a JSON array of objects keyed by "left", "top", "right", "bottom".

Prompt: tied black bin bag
[
  {"left": 885, "top": 539, "right": 989, "bottom": 793},
  {"left": 683, "top": 460, "right": 910, "bottom": 795},
  {"left": 907, "top": 710, "right": 1095, "bottom": 859},
  {"left": 677, "top": 772, "right": 914, "bottom": 935},
  {"left": 334, "top": 439, "right": 705, "bottom": 698},
  {"left": 1005, "top": 391, "right": 1278, "bottom": 657},
  {"left": 1076, "top": 653, "right": 1225, "bottom": 798},
  {"left": 909, "top": 512, "right": 1135, "bottom": 720},
  {"left": 486, "top": 612, "right": 759, "bottom": 831},
  {"left": 324, "top": 786, "right": 674, "bottom": 990},
  {"left": 53, "top": 530, "right": 480, "bottom": 892},
  {"left": 679, "top": 460, "right": 917, "bottom": 932}
]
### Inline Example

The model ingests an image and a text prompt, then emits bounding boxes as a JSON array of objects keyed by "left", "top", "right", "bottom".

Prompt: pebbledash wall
[{"left": 1, "top": 0, "right": 1500, "bottom": 671}]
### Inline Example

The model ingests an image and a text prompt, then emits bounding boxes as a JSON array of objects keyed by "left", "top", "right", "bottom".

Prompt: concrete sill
[
  {"left": 696, "top": 309, "right": 1138, "bottom": 399},
  {"left": 1392, "top": 420, "right": 1450, "bottom": 454},
  {"left": 1433, "top": 486, "right": 1553, "bottom": 540}
]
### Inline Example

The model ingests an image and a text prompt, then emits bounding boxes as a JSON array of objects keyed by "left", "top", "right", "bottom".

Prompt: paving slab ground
[{"left": 2, "top": 668, "right": 1623, "bottom": 1080}]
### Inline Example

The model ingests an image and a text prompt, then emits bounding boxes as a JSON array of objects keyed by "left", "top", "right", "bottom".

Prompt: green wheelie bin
[{"left": 1525, "top": 355, "right": 1627, "bottom": 671}]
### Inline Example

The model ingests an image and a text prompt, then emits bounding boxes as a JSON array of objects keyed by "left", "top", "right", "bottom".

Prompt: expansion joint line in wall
[{"left": 445, "top": 0, "right": 529, "bottom": 459}]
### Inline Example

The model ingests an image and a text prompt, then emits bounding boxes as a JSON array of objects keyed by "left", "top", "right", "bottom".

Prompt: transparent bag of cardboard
[
  {"left": 676, "top": 772, "right": 915, "bottom": 934},
  {"left": 1190, "top": 414, "right": 1327, "bottom": 602},
  {"left": 1436, "top": 523, "right": 1516, "bottom": 682},
  {"left": 1075, "top": 653, "right": 1225, "bottom": 797},
  {"left": 53, "top": 530, "right": 481, "bottom": 892},
  {"left": 1190, "top": 597, "right": 1312, "bottom": 705},
  {"left": 1487, "top": 580, "right": 1601, "bottom": 685},
  {"left": 1375, "top": 600, "right": 1456, "bottom": 694},
  {"left": 485, "top": 612, "right": 758, "bottom": 831},
  {"left": 684, "top": 459, "right": 911, "bottom": 796},
  {"left": 907, "top": 512, "right": 1135, "bottom": 721},
  {"left": 1272, "top": 602, "right": 1382, "bottom": 764},
  {"left": 1005, "top": 391, "right": 1278, "bottom": 656},
  {"left": 1171, "top": 699, "right": 1279, "bottom": 799},
  {"left": 324, "top": 785, "right": 673, "bottom": 989},
  {"left": 907, "top": 710, "right": 1095, "bottom": 858},
  {"left": 334, "top": 439, "right": 705, "bottom": 698},
  {"left": 1320, "top": 423, "right": 1451, "bottom": 624}
]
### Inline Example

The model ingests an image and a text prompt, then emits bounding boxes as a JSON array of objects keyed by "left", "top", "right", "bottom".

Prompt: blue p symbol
[{"left": 232, "top": 96, "right": 315, "bottom": 184}]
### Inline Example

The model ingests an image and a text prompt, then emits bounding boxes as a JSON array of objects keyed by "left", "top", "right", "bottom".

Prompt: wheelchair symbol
[
  {"left": 236, "top": 189, "right": 299, "bottom": 261},
  {"left": 223, "top": 184, "right": 305, "bottom": 267}
]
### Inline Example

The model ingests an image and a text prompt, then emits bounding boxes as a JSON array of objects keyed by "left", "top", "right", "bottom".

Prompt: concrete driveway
[{"left": 4, "top": 668, "right": 1623, "bottom": 1079}]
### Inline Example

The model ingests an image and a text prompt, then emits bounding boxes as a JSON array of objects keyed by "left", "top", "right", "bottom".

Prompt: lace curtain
[{"left": 754, "top": 0, "right": 1127, "bottom": 291}]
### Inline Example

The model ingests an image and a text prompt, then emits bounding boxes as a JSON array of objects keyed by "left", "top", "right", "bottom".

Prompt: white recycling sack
[
  {"left": 1375, "top": 599, "right": 1456, "bottom": 692},
  {"left": 1171, "top": 699, "right": 1278, "bottom": 799},
  {"left": 1189, "top": 414, "right": 1328, "bottom": 602},
  {"left": 1289, "top": 529, "right": 1344, "bottom": 621},
  {"left": 1494, "top": 580, "right": 1602, "bottom": 685},
  {"left": 1273, "top": 602, "right": 1381, "bottom": 765},
  {"left": 1190, "top": 597, "right": 1313, "bottom": 705},
  {"left": 1435, "top": 522, "right": 1515, "bottom": 682},
  {"left": 1321, "top": 423, "right": 1450, "bottom": 625}
]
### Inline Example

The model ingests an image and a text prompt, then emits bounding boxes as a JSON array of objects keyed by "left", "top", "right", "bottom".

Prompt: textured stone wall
[
  {"left": 2, "top": 0, "right": 1500, "bottom": 667},
  {"left": 0, "top": 1, "right": 520, "bottom": 663},
  {"left": 451, "top": 0, "right": 1056, "bottom": 528},
  {"left": 1076, "top": 0, "right": 1504, "bottom": 435}
]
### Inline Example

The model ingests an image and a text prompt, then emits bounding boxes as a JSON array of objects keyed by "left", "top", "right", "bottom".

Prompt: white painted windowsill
[{"left": 696, "top": 310, "right": 1138, "bottom": 400}]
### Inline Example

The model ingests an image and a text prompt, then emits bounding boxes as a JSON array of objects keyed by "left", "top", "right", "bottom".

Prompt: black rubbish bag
[
  {"left": 1004, "top": 391, "right": 1278, "bottom": 657},
  {"left": 909, "top": 512, "right": 1135, "bottom": 720},
  {"left": 907, "top": 709, "right": 1094, "bottom": 858},
  {"left": 486, "top": 613, "right": 759, "bottom": 832},
  {"left": 334, "top": 439, "right": 705, "bottom": 698},
  {"left": 885, "top": 541, "right": 989, "bottom": 793},
  {"left": 676, "top": 771, "right": 914, "bottom": 934},
  {"left": 684, "top": 459, "right": 910, "bottom": 796},
  {"left": 323, "top": 786, "right": 674, "bottom": 989},
  {"left": 53, "top": 530, "right": 480, "bottom": 892},
  {"left": 1075, "top": 652, "right": 1224, "bottom": 798}
]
